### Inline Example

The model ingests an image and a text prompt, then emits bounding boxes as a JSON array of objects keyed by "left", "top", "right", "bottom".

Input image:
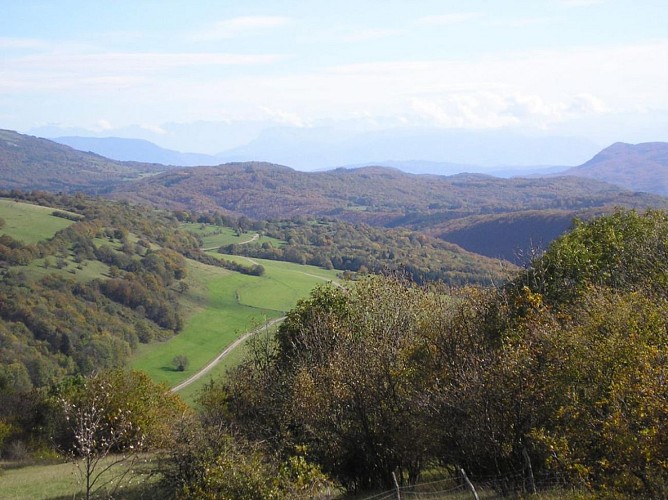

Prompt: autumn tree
[{"left": 56, "top": 370, "right": 188, "bottom": 499}]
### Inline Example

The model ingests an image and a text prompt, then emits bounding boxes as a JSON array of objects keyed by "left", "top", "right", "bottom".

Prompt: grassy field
[
  {"left": 130, "top": 255, "right": 340, "bottom": 400},
  {"left": 0, "top": 455, "right": 161, "bottom": 500},
  {"left": 0, "top": 458, "right": 586, "bottom": 499},
  {"left": 0, "top": 199, "right": 74, "bottom": 244},
  {"left": 182, "top": 222, "right": 283, "bottom": 249},
  {"left": 175, "top": 320, "right": 279, "bottom": 404}
]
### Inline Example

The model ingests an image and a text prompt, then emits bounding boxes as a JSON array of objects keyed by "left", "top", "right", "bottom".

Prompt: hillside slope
[
  {"left": 0, "top": 129, "right": 168, "bottom": 193},
  {"left": 561, "top": 142, "right": 668, "bottom": 196},
  {"left": 428, "top": 210, "right": 594, "bottom": 262}
]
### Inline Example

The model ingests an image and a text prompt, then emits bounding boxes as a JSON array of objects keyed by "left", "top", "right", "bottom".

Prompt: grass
[
  {"left": 23, "top": 258, "right": 110, "bottom": 283},
  {"left": 218, "top": 253, "right": 340, "bottom": 311},
  {"left": 0, "top": 454, "right": 162, "bottom": 500},
  {"left": 182, "top": 223, "right": 283, "bottom": 249},
  {"left": 0, "top": 457, "right": 589, "bottom": 500},
  {"left": 175, "top": 321, "right": 278, "bottom": 404},
  {"left": 0, "top": 199, "right": 74, "bottom": 244},
  {"left": 130, "top": 254, "right": 340, "bottom": 402}
]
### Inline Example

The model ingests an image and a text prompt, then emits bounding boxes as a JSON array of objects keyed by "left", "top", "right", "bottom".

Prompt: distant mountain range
[
  {"left": 53, "top": 136, "right": 221, "bottom": 167},
  {"left": 2, "top": 128, "right": 667, "bottom": 261},
  {"left": 214, "top": 126, "right": 601, "bottom": 170},
  {"left": 49, "top": 133, "right": 668, "bottom": 195},
  {"left": 47, "top": 127, "right": 601, "bottom": 172}
]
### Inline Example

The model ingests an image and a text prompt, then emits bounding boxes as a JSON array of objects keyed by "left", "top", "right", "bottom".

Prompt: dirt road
[{"left": 171, "top": 316, "right": 285, "bottom": 392}]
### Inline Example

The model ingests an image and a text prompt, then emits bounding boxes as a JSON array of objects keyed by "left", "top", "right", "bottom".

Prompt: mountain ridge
[
  {"left": 53, "top": 136, "right": 222, "bottom": 167},
  {"left": 559, "top": 142, "right": 668, "bottom": 195}
]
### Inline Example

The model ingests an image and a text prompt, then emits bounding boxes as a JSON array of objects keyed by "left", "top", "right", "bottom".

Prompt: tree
[
  {"left": 517, "top": 209, "right": 668, "bottom": 305},
  {"left": 172, "top": 354, "right": 189, "bottom": 372},
  {"left": 57, "top": 370, "right": 188, "bottom": 499},
  {"left": 226, "top": 276, "right": 446, "bottom": 491},
  {"left": 160, "top": 410, "right": 331, "bottom": 499},
  {"left": 59, "top": 379, "right": 146, "bottom": 499}
]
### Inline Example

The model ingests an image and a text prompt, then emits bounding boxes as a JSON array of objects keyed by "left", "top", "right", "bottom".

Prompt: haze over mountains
[
  {"left": 50, "top": 130, "right": 668, "bottom": 196},
  {"left": 48, "top": 126, "right": 602, "bottom": 173}
]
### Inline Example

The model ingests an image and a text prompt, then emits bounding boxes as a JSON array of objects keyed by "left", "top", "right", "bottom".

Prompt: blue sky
[{"left": 1, "top": 0, "right": 666, "bottom": 153}]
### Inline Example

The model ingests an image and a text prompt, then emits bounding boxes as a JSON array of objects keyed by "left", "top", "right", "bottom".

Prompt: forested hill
[
  {"left": 109, "top": 161, "right": 668, "bottom": 225},
  {"left": 0, "top": 191, "right": 203, "bottom": 390},
  {"left": 0, "top": 129, "right": 168, "bottom": 193},
  {"left": 560, "top": 141, "right": 668, "bottom": 196}
]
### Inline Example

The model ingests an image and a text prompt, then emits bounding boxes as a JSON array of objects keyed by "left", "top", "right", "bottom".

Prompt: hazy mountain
[
  {"left": 53, "top": 136, "right": 221, "bottom": 166},
  {"left": 216, "top": 126, "right": 601, "bottom": 171},
  {"left": 559, "top": 142, "right": 668, "bottom": 196},
  {"left": 0, "top": 129, "right": 167, "bottom": 192},
  {"left": 331, "top": 160, "right": 566, "bottom": 178},
  {"left": 36, "top": 123, "right": 602, "bottom": 173}
]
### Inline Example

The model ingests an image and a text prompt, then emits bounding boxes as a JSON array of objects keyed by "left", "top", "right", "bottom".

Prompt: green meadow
[
  {"left": 0, "top": 198, "right": 75, "bottom": 244},
  {"left": 130, "top": 254, "right": 340, "bottom": 400},
  {"left": 182, "top": 222, "right": 283, "bottom": 249},
  {"left": 0, "top": 455, "right": 160, "bottom": 499}
]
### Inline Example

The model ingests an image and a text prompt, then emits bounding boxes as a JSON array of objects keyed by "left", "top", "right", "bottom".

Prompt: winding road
[
  {"left": 171, "top": 316, "right": 285, "bottom": 392},
  {"left": 172, "top": 232, "right": 342, "bottom": 393}
]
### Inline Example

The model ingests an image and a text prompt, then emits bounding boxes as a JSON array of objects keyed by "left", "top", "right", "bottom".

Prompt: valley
[{"left": 1, "top": 130, "right": 667, "bottom": 498}]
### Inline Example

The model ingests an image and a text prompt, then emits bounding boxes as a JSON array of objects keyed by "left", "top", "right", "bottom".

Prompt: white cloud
[
  {"left": 4, "top": 33, "right": 665, "bottom": 137},
  {"left": 0, "top": 37, "right": 50, "bottom": 50},
  {"left": 407, "top": 92, "right": 611, "bottom": 129},
  {"left": 486, "top": 17, "right": 550, "bottom": 28},
  {"left": 94, "top": 119, "right": 113, "bottom": 131},
  {"left": 193, "top": 16, "right": 292, "bottom": 41},
  {"left": 0, "top": 51, "right": 288, "bottom": 92},
  {"left": 139, "top": 123, "right": 167, "bottom": 135}
]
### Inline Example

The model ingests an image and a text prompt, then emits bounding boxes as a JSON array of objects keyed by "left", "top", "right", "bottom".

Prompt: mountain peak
[{"left": 562, "top": 141, "right": 668, "bottom": 195}]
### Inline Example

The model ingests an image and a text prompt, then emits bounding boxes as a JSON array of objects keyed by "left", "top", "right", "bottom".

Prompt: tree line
[{"left": 219, "top": 216, "right": 510, "bottom": 286}]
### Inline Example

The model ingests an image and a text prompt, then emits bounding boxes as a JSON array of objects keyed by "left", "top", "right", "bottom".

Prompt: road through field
[
  {"left": 171, "top": 316, "right": 285, "bottom": 392},
  {"left": 202, "top": 232, "right": 259, "bottom": 252}
]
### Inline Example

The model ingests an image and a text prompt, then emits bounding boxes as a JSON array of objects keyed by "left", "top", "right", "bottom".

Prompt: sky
[{"left": 1, "top": 0, "right": 667, "bottom": 156}]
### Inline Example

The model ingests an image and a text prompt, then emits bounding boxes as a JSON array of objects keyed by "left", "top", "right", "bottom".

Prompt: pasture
[
  {"left": 130, "top": 254, "right": 340, "bottom": 400},
  {"left": 182, "top": 222, "right": 283, "bottom": 249},
  {"left": 0, "top": 198, "right": 74, "bottom": 244}
]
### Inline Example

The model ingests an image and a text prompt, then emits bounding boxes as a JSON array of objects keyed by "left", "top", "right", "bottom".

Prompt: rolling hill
[
  {"left": 3, "top": 129, "right": 668, "bottom": 261},
  {"left": 559, "top": 142, "right": 668, "bottom": 196},
  {"left": 0, "top": 129, "right": 168, "bottom": 193},
  {"left": 108, "top": 161, "right": 668, "bottom": 223},
  {"left": 426, "top": 210, "right": 597, "bottom": 262}
]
